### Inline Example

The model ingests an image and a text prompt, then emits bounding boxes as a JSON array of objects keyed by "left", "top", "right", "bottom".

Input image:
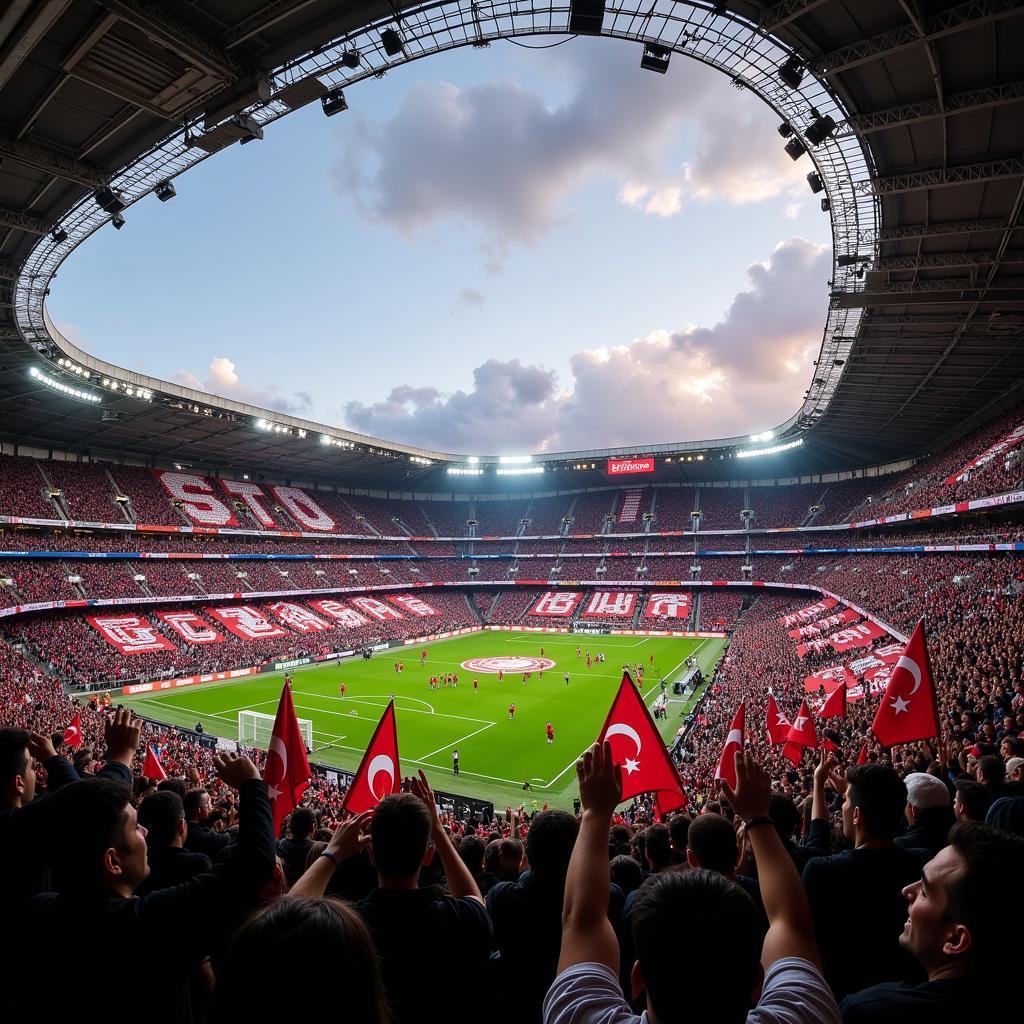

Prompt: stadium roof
[{"left": 1, "top": 0, "right": 1023, "bottom": 493}]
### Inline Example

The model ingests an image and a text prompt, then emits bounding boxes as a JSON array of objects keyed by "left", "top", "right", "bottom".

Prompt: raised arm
[
  {"left": 290, "top": 811, "right": 372, "bottom": 898},
  {"left": 411, "top": 770, "right": 482, "bottom": 903},
  {"left": 723, "top": 750, "right": 821, "bottom": 970},
  {"left": 558, "top": 741, "right": 622, "bottom": 975}
]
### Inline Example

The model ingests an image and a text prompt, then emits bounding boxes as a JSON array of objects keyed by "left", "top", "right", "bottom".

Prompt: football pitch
[{"left": 120, "top": 630, "right": 726, "bottom": 808}]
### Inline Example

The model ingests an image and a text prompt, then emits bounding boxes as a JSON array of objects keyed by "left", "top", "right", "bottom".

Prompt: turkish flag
[
  {"left": 62, "top": 712, "right": 82, "bottom": 748},
  {"left": 856, "top": 742, "right": 869, "bottom": 765},
  {"left": 870, "top": 620, "right": 940, "bottom": 747},
  {"left": 597, "top": 673, "right": 685, "bottom": 809},
  {"left": 341, "top": 700, "right": 402, "bottom": 815},
  {"left": 715, "top": 705, "right": 745, "bottom": 791},
  {"left": 766, "top": 694, "right": 791, "bottom": 745},
  {"left": 263, "top": 681, "right": 311, "bottom": 835},
  {"left": 820, "top": 681, "right": 847, "bottom": 719},
  {"left": 143, "top": 744, "right": 167, "bottom": 781},
  {"left": 782, "top": 699, "right": 817, "bottom": 766}
]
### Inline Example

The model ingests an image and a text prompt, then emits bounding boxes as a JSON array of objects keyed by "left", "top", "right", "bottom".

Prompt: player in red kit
[
  {"left": 339, "top": 682, "right": 346, "bottom": 698},
  {"left": 546, "top": 722, "right": 554, "bottom": 744},
  {"left": 498, "top": 669, "right": 504, "bottom": 682},
  {"left": 473, "top": 678, "right": 478, "bottom": 694},
  {"left": 509, "top": 702, "right": 516, "bottom": 720},
  {"left": 540, "top": 646, "right": 544, "bottom": 657}
]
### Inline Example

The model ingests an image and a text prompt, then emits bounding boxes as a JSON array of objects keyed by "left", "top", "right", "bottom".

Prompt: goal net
[{"left": 238, "top": 709, "right": 314, "bottom": 752}]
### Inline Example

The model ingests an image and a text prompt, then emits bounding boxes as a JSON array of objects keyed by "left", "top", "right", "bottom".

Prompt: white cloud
[
  {"left": 345, "top": 236, "right": 831, "bottom": 451},
  {"left": 333, "top": 40, "right": 805, "bottom": 243},
  {"left": 171, "top": 356, "right": 312, "bottom": 415}
]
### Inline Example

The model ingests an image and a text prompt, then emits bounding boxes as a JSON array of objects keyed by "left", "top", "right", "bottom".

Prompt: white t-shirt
[{"left": 543, "top": 958, "right": 840, "bottom": 1024}]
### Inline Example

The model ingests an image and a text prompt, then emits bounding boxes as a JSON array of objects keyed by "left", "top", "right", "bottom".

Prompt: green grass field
[{"left": 120, "top": 630, "right": 726, "bottom": 808}]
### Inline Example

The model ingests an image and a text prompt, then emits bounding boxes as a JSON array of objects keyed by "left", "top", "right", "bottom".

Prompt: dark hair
[
  {"left": 609, "top": 854, "right": 644, "bottom": 895},
  {"left": 846, "top": 764, "right": 907, "bottom": 839},
  {"left": 183, "top": 788, "right": 209, "bottom": 820},
  {"left": 370, "top": 794, "right": 431, "bottom": 878},
  {"left": 667, "top": 813, "right": 690, "bottom": 851},
  {"left": 769, "top": 793, "right": 801, "bottom": 841},
  {"left": 458, "top": 834, "right": 486, "bottom": 874},
  {"left": 289, "top": 806, "right": 316, "bottom": 838},
  {"left": 644, "top": 824, "right": 672, "bottom": 870},
  {"left": 686, "top": 813, "right": 738, "bottom": 875},
  {"left": 210, "top": 897, "right": 390, "bottom": 1023},
  {"left": 1001, "top": 737, "right": 1024, "bottom": 756},
  {"left": 72, "top": 749, "right": 94, "bottom": 774},
  {"left": 977, "top": 755, "right": 1005, "bottom": 787},
  {"left": 137, "top": 791, "right": 185, "bottom": 850},
  {"left": 955, "top": 780, "right": 993, "bottom": 822},
  {"left": 0, "top": 728, "right": 30, "bottom": 786},
  {"left": 632, "top": 870, "right": 763, "bottom": 1023},
  {"left": 157, "top": 777, "right": 188, "bottom": 800},
  {"left": 45, "top": 779, "right": 132, "bottom": 888},
  {"left": 525, "top": 810, "right": 578, "bottom": 880},
  {"left": 945, "top": 822, "right": 1024, "bottom": 976}
]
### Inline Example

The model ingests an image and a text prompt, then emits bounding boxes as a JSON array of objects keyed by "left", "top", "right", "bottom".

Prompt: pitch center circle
[{"left": 460, "top": 656, "right": 556, "bottom": 674}]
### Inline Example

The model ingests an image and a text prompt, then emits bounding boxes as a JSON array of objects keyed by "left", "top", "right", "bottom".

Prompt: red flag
[
  {"left": 597, "top": 673, "right": 685, "bottom": 809},
  {"left": 143, "top": 744, "right": 167, "bottom": 781},
  {"left": 263, "top": 681, "right": 311, "bottom": 835},
  {"left": 782, "top": 699, "right": 817, "bottom": 765},
  {"left": 856, "top": 742, "right": 869, "bottom": 765},
  {"left": 870, "top": 621, "right": 940, "bottom": 748},
  {"left": 62, "top": 712, "right": 82, "bottom": 748},
  {"left": 656, "top": 787, "right": 687, "bottom": 820},
  {"left": 766, "top": 693, "right": 791, "bottom": 745},
  {"left": 341, "top": 700, "right": 402, "bottom": 815},
  {"left": 820, "top": 681, "right": 847, "bottom": 719},
  {"left": 715, "top": 705, "right": 745, "bottom": 791}
]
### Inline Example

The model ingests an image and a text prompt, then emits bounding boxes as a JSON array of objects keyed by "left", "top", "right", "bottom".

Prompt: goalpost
[{"left": 238, "top": 709, "right": 314, "bottom": 752}]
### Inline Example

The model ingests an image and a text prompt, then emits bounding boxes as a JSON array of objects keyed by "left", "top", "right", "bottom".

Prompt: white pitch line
[
  {"left": 315, "top": 692, "right": 436, "bottom": 713},
  {"left": 415, "top": 721, "right": 496, "bottom": 762},
  {"left": 298, "top": 696, "right": 491, "bottom": 726}
]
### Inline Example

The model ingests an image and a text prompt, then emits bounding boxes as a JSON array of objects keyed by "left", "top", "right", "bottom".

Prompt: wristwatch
[
  {"left": 744, "top": 816, "right": 775, "bottom": 830},
  {"left": 318, "top": 849, "right": 341, "bottom": 866}
]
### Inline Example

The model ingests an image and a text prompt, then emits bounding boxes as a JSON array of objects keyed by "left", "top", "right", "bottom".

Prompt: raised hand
[
  {"left": 103, "top": 708, "right": 143, "bottom": 767},
  {"left": 212, "top": 750, "right": 259, "bottom": 788},
  {"left": 576, "top": 742, "right": 622, "bottom": 819}
]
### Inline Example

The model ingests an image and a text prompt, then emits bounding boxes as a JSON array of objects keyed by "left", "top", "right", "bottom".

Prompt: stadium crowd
[{"left": 2, "top": 406, "right": 1023, "bottom": 1023}]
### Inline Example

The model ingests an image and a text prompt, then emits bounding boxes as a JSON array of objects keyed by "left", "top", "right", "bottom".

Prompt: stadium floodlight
[
  {"left": 51, "top": 226, "right": 68, "bottom": 244},
  {"left": 778, "top": 55, "right": 804, "bottom": 89},
  {"left": 737, "top": 438, "right": 803, "bottom": 459},
  {"left": 805, "top": 115, "right": 837, "bottom": 146},
  {"left": 640, "top": 44, "right": 671, "bottom": 75},
  {"left": 496, "top": 466, "right": 544, "bottom": 476},
  {"left": 784, "top": 137, "right": 806, "bottom": 161},
  {"left": 448, "top": 466, "right": 483, "bottom": 476},
  {"left": 321, "top": 88, "right": 348, "bottom": 117},
  {"left": 155, "top": 180, "right": 176, "bottom": 202},
  {"left": 380, "top": 28, "right": 404, "bottom": 56},
  {"left": 569, "top": 0, "right": 605, "bottom": 34},
  {"left": 821, "top": 197, "right": 831, "bottom": 212},
  {"left": 467, "top": 456, "right": 479, "bottom": 464},
  {"left": 342, "top": 50, "right": 361, "bottom": 69},
  {"left": 94, "top": 185, "right": 126, "bottom": 214},
  {"left": 498, "top": 455, "right": 532, "bottom": 465},
  {"left": 29, "top": 366, "right": 101, "bottom": 403},
  {"left": 111, "top": 213, "right": 125, "bottom": 230},
  {"left": 807, "top": 172, "right": 824, "bottom": 194},
  {"left": 777, "top": 122, "right": 794, "bottom": 138}
]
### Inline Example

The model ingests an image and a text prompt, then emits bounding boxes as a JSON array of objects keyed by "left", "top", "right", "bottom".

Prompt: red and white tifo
[{"left": 460, "top": 656, "right": 556, "bottom": 674}]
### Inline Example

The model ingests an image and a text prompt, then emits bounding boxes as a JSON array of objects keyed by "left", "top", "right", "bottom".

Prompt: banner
[
  {"left": 529, "top": 591, "right": 582, "bottom": 617},
  {"left": 156, "top": 610, "right": 225, "bottom": 645},
  {"left": 945, "top": 420, "right": 1024, "bottom": 484},
  {"left": 87, "top": 615, "right": 176, "bottom": 655},
  {"left": 208, "top": 605, "right": 289, "bottom": 640},
  {"left": 310, "top": 599, "right": 371, "bottom": 628},
  {"left": 269, "top": 601, "right": 334, "bottom": 633},
  {"left": 779, "top": 598, "right": 838, "bottom": 628},
  {"left": 153, "top": 470, "right": 238, "bottom": 528},
  {"left": 643, "top": 592, "right": 692, "bottom": 619},
  {"left": 221, "top": 479, "right": 277, "bottom": 529},
  {"left": 607, "top": 457, "right": 655, "bottom": 475},
  {"left": 787, "top": 608, "right": 860, "bottom": 639},
  {"left": 389, "top": 594, "right": 438, "bottom": 617},
  {"left": 796, "top": 637, "right": 832, "bottom": 658},
  {"left": 269, "top": 486, "right": 336, "bottom": 532},
  {"left": 848, "top": 643, "right": 904, "bottom": 677},
  {"left": 582, "top": 591, "right": 637, "bottom": 619},
  {"left": 828, "top": 620, "right": 887, "bottom": 653},
  {"left": 351, "top": 595, "right": 406, "bottom": 622},
  {"left": 803, "top": 665, "right": 856, "bottom": 693}
]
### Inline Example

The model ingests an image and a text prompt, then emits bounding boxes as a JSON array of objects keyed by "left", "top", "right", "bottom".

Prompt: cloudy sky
[{"left": 53, "top": 36, "right": 832, "bottom": 455}]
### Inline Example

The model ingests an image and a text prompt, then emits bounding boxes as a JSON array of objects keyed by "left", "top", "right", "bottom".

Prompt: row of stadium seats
[{"left": 2, "top": 404, "right": 1020, "bottom": 537}]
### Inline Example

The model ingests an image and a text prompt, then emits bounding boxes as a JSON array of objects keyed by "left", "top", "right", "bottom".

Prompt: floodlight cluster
[{"left": 29, "top": 366, "right": 101, "bottom": 403}]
